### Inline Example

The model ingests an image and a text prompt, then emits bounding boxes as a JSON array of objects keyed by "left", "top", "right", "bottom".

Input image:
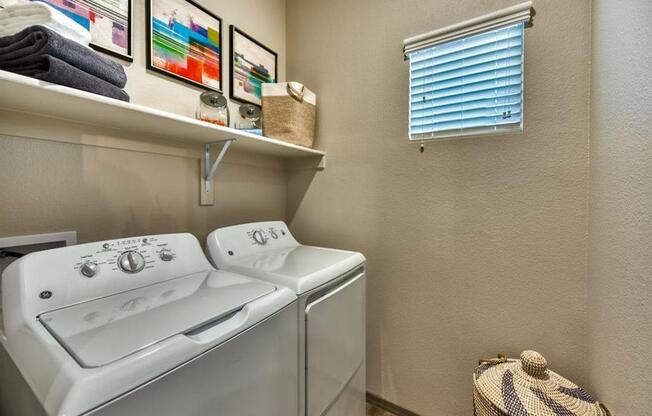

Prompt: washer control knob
[
  {"left": 252, "top": 230, "right": 268, "bottom": 245},
  {"left": 118, "top": 251, "right": 146, "bottom": 274},
  {"left": 159, "top": 249, "right": 174, "bottom": 262},
  {"left": 80, "top": 261, "right": 99, "bottom": 278}
]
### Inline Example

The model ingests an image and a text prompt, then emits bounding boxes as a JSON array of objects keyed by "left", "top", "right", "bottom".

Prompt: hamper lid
[{"left": 473, "top": 351, "right": 610, "bottom": 416}]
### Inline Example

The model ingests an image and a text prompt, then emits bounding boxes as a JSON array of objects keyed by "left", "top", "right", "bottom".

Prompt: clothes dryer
[{"left": 208, "top": 222, "right": 366, "bottom": 416}]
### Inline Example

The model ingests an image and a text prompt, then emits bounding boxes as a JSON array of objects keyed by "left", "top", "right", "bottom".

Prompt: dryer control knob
[
  {"left": 118, "top": 251, "right": 146, "bottom": 274},
  {"left": 159, "top": 249, "right": 174, "bottom": 262},
  {"left": 252, "top": 230, "right": 268, "bottom": 245},
  {"left": 80, "top": 261, "right": 99, "bottom": 278}
]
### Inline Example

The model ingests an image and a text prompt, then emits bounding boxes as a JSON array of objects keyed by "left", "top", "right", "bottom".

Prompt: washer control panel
[
  {"left": 73, "top": 236, "right": 178, "bottom": 278},
  {"left": 7, "top": 233, "right": 212, "bottom": 316}
]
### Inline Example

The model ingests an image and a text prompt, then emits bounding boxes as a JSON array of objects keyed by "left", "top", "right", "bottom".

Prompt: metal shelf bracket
[{"left": 203, "top": 139, "right": 235, "bottom": 193}]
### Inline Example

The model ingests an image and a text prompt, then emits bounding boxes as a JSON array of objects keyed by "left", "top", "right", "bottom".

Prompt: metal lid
[
  {"left": 473, "top": 351, "right": 611, "bottom": 416},
  {"left": 239, "top": 104, "right": 261, "bottom": 121},
  {"left": 200, "top": 91, "right": 227, "bottom": 109}
]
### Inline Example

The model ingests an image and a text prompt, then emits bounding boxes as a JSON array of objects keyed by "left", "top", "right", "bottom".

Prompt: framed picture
[
  {"left": 32, "top": 0, "right": 133, "bottom": 61},
  {"left": 230, "top": 25, "right": 277, "bottom": 106},
  {"left": 146, "top": 0, "right": 222, "bottom": 92}
]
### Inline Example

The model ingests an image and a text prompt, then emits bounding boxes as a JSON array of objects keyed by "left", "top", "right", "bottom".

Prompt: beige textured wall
[
  {"left": 0, "top": 0, "right": 288, "bottom": 244},
  {"left": 588, "top": 1, "right": 652, "bottom": 414},
  {"left": 286, "top": 1, "right": 591, "bottom": 414},
  {"left": 0, "top": 136, "right": 286, "bottom": 242}
]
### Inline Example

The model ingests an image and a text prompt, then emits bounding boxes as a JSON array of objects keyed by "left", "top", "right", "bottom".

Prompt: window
[{"left": 404, "top": 2, "right": 533, "bottom": 141}]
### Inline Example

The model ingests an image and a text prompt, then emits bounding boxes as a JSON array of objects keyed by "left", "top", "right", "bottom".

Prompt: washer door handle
[{"left": 184, "top": 306, "right": 248, "bottom": 344}]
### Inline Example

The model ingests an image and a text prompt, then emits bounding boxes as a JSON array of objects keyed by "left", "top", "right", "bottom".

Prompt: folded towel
[
  {"left": 3, "top": 55, "right": 129, "bottom": 101},
  {"left": 0, "top": 26, "right": 127, "bottom": 87},
  {"left": 0, "top": 0, "right": 28, "bottom": 7},
  {"left": 0, "top": 1, "right": 91, "bottom": 46}
]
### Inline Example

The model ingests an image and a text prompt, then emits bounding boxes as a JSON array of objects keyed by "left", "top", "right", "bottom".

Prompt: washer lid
[
  {"left": 227, "top": 246, "right": 365, "bottom": 294},
  {"left": 38, "top": 270, "right": 275, "bottom": 368}
]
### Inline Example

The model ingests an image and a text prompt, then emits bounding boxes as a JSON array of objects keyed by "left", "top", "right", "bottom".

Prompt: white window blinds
[{"left": 404, "top": 2, "right": 533, "bottom": 141}]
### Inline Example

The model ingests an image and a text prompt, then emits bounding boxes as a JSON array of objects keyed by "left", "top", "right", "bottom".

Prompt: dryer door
[{"left": 305, "top": 271, "right": 365, "bottom": 416}]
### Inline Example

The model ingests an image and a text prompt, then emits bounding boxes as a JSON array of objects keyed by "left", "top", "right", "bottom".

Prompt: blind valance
[{"left": 403, "top": 1, "right": 534, "bottom": 58}]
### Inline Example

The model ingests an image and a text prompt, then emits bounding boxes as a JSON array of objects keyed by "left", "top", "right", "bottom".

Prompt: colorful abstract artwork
[
  {"left": 147, "top": 0, "right": 221, "bottom": 91},
  {"left": 33, "top": 0, "right": 131, "bottom": 60},
  {"left": 230, "top": 26, "right": 277, "bottom": 106}
]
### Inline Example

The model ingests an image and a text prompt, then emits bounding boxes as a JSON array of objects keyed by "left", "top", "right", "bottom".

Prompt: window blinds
[{"left": 404, "top": 2, "right": 533, "bottom": 141}]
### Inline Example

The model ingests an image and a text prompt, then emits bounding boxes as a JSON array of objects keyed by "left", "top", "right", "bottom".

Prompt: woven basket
[
  {"left": 262, "top": 82, "right": 316, "bottom": 148},
  {"left": 473, "top": 351, "right": 611, "bottom": 416}
]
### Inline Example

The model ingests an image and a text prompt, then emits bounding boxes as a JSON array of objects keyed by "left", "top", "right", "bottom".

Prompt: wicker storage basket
[
  {"left": 473, "top": 351, "right": 611, "bottom": 416},
  {"left": 262, "top": 81, "right": 316, "bottom": 148}
]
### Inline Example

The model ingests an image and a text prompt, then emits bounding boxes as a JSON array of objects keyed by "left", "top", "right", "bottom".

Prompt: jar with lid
[
  {"left": 196, "top": 91, "right": 230, "bottom": 127},
  {"left": 236, "top": 104, "right": 262, "bottom": 134}
]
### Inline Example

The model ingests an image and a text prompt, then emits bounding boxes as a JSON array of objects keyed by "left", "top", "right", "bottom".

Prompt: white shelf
[{"left": 0, "top": 70, "right": 324, "bottom": 159}]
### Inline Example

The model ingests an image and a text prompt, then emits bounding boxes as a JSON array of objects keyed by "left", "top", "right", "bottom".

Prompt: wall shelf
[
  {"left": 0, "top": 70, "right": 325, "bottom": 159},
  {"left": 0, "top": 70, "right": 324, "bottom": 205}
]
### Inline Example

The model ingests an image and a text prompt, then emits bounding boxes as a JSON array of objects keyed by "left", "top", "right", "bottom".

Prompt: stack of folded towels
[{"left": 0, "top": 1, "right": 129, "bottom": 101}]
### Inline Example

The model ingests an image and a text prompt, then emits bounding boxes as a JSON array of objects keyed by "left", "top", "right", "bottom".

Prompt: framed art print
[
  {"left": 147, "top": 0, "right": 222, "bottom": 92},
  {"left": 230, "top": 25, "right": 277, "bottom": 106},
  {"left": 31, "top": 0, "right": 132, "bottom": 61}
]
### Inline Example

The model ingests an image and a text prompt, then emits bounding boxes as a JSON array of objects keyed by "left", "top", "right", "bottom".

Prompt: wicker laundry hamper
[
  {"left": 262, "top": 81, "right": 316, "bottom": 148},
  {"left": 473, "top": 351, "right": 611, "bottom": 416}
]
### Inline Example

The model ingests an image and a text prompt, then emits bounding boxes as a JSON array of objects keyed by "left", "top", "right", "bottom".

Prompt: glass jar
[
  {"left": 237, "top": 104, "right": 262, "bottom": 129},
  {"left": 196, "top": 91, "right": 230, "bottom": 127},
  {"left": 236, "top": 104, "right": 262, "bottom": 135}
]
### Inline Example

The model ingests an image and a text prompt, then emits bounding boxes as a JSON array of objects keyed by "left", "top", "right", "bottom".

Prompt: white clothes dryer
[{"left": 207, "top": 221, "right": 366, "bottom": 416}]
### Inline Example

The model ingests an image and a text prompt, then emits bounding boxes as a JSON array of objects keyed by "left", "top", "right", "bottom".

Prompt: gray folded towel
[
  {"left": 5, "top": 55, "right": 129, "bottom": 101},
  {"left": 0, "top": 25, "right": 127, "bottom": 88}
]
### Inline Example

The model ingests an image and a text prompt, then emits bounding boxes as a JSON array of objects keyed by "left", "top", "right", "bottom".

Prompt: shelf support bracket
[{"left": 203, "top": 139, "right": 235, "bottom": 193}]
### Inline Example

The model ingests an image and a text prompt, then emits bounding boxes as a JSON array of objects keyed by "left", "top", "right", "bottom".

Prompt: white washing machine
[
  {"left": 0, "top": 233, "right": 298, "bottom": 416},
  {"left": 207, "top": 221, "right": 366, "bottom": 416}
]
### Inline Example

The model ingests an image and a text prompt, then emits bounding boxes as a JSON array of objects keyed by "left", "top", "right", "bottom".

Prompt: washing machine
[
  {"left": 0, "top": 233, "right": 298, "bottom": 416},
  {"left": 207, "top": 221, "right": 366, "bottom": 416}
]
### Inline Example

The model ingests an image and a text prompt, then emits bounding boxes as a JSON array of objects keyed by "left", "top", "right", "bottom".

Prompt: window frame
[{"left": 403, "top": 2, "right": 533, "bottom": 142}]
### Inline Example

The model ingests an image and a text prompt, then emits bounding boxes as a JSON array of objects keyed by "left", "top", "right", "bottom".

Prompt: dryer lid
[{"left": 38, "top": 271, "right": 275, "bottom": 368}]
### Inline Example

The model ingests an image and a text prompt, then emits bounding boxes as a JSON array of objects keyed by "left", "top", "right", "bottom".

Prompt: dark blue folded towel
[
  {"left": 5, "top": 55, "right": 129, "bottom": 101},
  {"left": 0, "top": 25, "right": 127, "bottom": 88}
]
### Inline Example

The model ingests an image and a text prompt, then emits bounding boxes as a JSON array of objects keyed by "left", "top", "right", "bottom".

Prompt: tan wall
[
  {"left": 0, "top": 0, "right": 288, "bottom": 244},
  {"left": 588, "top": 1, "right": 652, "bottom": 414},
  {"left": 286, "top": 1, "right": 591, "bottom": 414}
]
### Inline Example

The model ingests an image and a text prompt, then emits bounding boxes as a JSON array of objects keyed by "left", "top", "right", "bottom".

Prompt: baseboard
[{"left": 366, "top": 392, "right": 421, "bottom": 416}]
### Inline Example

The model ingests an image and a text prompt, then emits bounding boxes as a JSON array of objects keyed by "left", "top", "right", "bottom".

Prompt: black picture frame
[
  {"left": 31, "top": 0, "right": 133, "bottom": 62},
  {"left": 146, "top": 0, "right": 223, "bottom": 92},
  {"left": 90, "top": 0, "right": 133, "bottom": 62},
  {"left": 229, "top": 25, "right": 278, "bottom": 107}
]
